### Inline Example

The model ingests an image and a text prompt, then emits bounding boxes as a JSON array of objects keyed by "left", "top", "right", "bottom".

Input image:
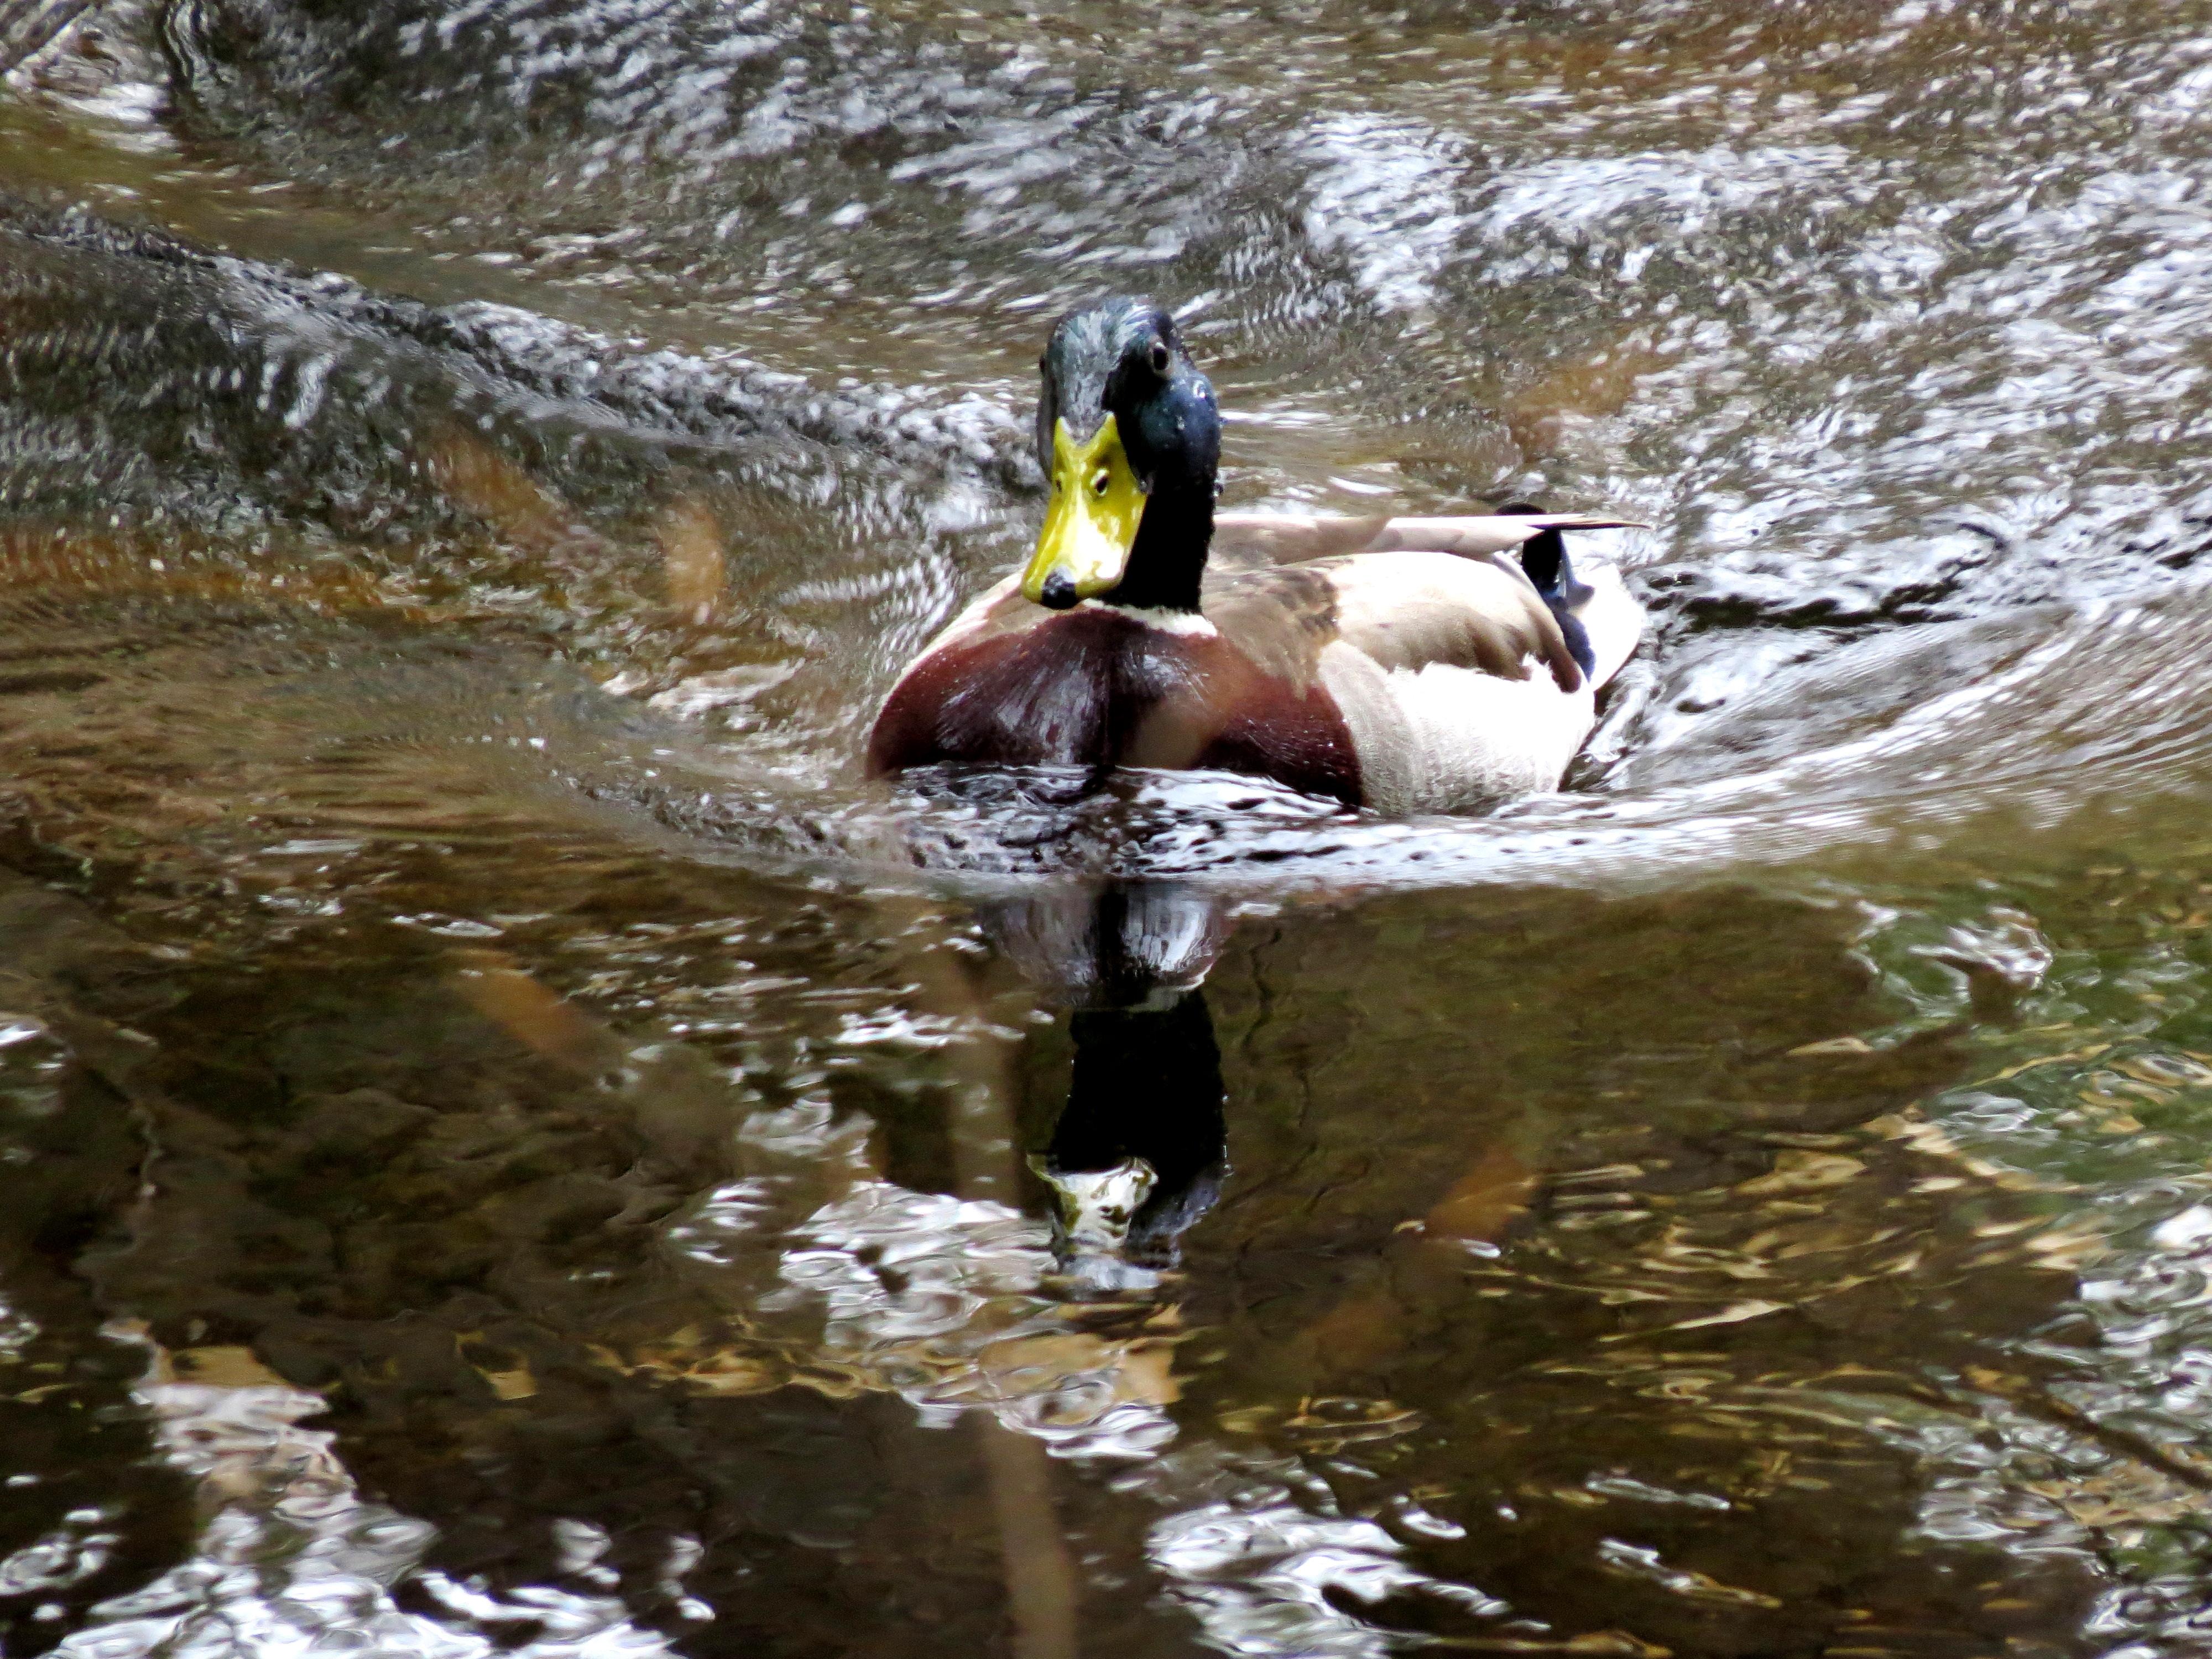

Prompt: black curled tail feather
[{"left": 1500, "top": 502, "right": 1595, "bottom": 679}]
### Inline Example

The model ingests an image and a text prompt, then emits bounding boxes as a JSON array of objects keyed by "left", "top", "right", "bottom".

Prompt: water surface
[{"left": 4, "top": 2, "right": 2212, "bottom": 1654}]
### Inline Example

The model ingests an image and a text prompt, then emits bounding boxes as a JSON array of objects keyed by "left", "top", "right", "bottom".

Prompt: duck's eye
[
  {"left": 1091, "top": 468, "right": 1111, "bottom": 497},
  {"left": 1147, "top": 342, "right": 1171, "bottom": 376}
]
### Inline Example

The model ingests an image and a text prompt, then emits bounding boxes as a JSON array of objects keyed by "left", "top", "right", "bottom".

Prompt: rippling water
[{"left": 6, "top": 2, "right": 2212, "bottom": 1655}]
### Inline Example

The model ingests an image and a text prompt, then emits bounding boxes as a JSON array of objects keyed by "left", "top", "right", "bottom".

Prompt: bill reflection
[{"left": 979, "top": 884, "right": 1232, "bottom": 1293}]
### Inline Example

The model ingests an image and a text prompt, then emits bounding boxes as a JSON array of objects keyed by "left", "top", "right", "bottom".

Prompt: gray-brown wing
[
  {"left": 1199, "top": 562, "right": 1340, "bottom": 690},
  {"left": 1309, "top": 551, "right": 1584, "bottom": 693},
  {"left": 1204, "top": 550, "right": 1584, "bottom": 696}
]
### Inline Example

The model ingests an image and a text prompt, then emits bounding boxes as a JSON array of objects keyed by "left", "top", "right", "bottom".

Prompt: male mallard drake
[{"left": 866, "top": 297, "right": 1645, "bottom": 814}]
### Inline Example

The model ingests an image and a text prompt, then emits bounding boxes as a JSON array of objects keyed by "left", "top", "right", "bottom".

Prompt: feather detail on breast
[{"left": 866, "top": 603, "right": 1363, "bottom": 803}]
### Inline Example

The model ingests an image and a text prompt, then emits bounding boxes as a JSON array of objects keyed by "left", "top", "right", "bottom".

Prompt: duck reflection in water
[{"left": 979, "top": 881, "right": 1231, "bottom": 1292}]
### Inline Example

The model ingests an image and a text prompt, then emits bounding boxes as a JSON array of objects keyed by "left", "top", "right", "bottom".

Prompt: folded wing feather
[{"left": 1309, "top": 550, "right": 1586, "bottom": 692}]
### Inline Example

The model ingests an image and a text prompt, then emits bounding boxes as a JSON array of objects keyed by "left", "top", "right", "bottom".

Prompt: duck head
[{"left": 1023, "top": 296, "right": 1222, "bottom": 613}]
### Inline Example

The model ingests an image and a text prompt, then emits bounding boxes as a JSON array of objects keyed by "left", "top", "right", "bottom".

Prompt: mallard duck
[{"left": 866, "top": 296, "right": 1645, "bottom": 814}]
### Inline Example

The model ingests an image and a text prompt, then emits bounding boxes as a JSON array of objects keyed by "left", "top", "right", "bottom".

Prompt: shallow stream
[{"left": 4, "top": 3, "right": 2212, "bottom": 1654}]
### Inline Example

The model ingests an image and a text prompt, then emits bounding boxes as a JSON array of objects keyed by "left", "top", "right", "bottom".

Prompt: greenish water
[{"left": 3, "top": 2, "right": 2212, "bottom": 1655}]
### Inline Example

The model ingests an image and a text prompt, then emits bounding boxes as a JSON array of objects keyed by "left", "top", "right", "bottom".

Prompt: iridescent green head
[{"left": 1024, "top": 298, "right": 1221, "bottom": 613}]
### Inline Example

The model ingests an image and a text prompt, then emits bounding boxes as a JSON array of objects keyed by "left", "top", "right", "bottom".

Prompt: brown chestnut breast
[{"left": 867, "top": 607, "right": 1361, "bottom": 806}]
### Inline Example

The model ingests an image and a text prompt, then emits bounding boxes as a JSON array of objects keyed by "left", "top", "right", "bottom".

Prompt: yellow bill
[{"left": 1022, "top": 413, "right": 1147, "bottom": 607}]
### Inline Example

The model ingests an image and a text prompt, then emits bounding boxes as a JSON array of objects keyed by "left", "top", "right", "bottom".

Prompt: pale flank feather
[{"left": 1304, "top": 533, "right": 1644, "bottom": 815}]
